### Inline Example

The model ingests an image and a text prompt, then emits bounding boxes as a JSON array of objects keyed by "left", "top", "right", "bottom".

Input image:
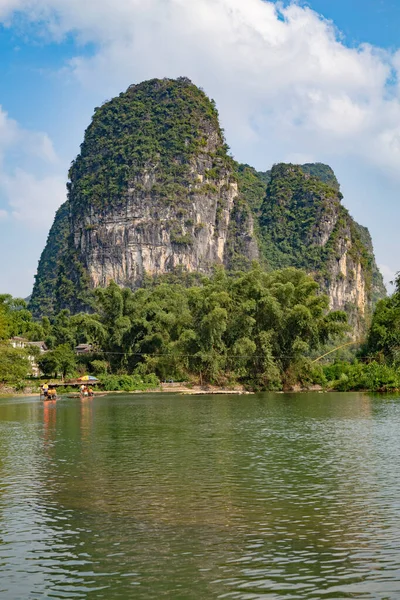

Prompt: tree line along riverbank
[{"left": 1, "top": 265, "right": 399, "bottom": 394}]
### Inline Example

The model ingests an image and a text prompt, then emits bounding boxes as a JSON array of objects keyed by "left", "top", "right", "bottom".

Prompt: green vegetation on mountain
[
  {"left": 300, "top": 163, "right": 340, "bottom": 191},
  {"left": 236, "top": 164, "right": 269, "bottom": 213},
  {"left": 259, "top": 163, "right": 345, "bottom": 271},
  {"left": 30, "top": 77, "right": 385, "bottom": 332},
  {"left": 29, "top": 203, "right": 93, "bottom": 317},
  {"left": 30, "top": 202, "right": 70, "bottom": 317},
  {"left": 258, "top": 163, "right": 385, "bottom": 318},
  {"left": 69, "top": 76, "right": 233, "bottom": 217},
  {"left": 53, "top": 248, "right": 94, "bottom": 315}
]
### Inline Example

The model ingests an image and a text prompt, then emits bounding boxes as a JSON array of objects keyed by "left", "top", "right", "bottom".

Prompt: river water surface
[{"left": 0, "top": 392, "right": 400, "bottom": 598}]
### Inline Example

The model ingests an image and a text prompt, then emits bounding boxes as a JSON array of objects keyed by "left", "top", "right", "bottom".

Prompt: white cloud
[
  {"left": 0, "top": 105, "right": 57, "bottom": 163},
  {"left": 379, "top": 264, "right": 397, "bottom": 291},
  {"left": 1, "top": 169, "right": 65, "bottom": 227},
  {"left": 0, "top": 0, "right": 399, "bottom": 179},
  {"left": 0, "top": 105, "right": 64, "bottom": 228}
]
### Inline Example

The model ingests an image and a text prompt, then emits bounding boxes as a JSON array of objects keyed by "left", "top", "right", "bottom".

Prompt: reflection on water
[{"left": 0, "top": 393, "right": 400, "bottom": 598}]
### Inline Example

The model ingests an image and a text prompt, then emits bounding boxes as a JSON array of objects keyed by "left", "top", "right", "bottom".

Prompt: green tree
[
  {"left": 28, "top": 264, "right": 349, "bottom": 390},
  {"left": 38, "top": 344, "right": 77, "bottom": 379},
  {"left": 0, "top": 344, "right": 31, "bottom": 382},
  {"left": 363, "top": 289, "right": 400, "bottom": 364},
  {"left": 90, "top": 360, "right": 109, "bottom": 375},
  {"left": 0, "top": 305, "right": 9, "bottom": 341},
  {"left": 52, "top": 310, "right": 77, "bottom": 347},
  {"left": 53, "top": 344, "right": 77, "bottom": 380},
  {"left": 37, "top": 352, "right": 59, "bottom": 378}
]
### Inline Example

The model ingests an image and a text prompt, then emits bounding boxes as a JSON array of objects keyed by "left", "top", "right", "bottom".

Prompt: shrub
[
  {"left": 98, "top": 373, "right": 160, "bottom": 392},
  {"left": 324, "top": 360, "right": 400, "bottom": 392},
  {"left": 91, "top": 360, "right": 109, "bottom": 375}
]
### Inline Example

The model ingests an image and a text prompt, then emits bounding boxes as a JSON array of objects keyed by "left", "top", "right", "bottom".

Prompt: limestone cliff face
[
  {"left": 326, "top": 243, "right": 367, "bottom": 315},
  {"left": 303, "top": 197, "right": 368, "bottom": 315},
  {"left": 71, "top": 142, "right": 256, "bottom": 290}
]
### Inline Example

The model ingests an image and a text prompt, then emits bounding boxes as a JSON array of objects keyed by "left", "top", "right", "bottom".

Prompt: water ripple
[{"left": 0, "top": 393, "right": 400, "bottom": 597}]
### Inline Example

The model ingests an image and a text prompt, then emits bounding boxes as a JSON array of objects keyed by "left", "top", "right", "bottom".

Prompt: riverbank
[
  {"left": 159, "top": 383, "right": 254, "bottom": 395},
  {"left": 0, "top": 382, "right": 254, "bottom": 398},
  {"left": 0, "top": 376, "right": 397, "bottom": 398}
]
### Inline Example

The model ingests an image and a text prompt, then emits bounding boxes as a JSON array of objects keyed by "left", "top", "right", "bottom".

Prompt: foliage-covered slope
[
  {"left": 259, "top": 163, "right": 343, "bottom": 271},
  {"left": 68, "top": 76, "right": 232, "bottom": 217},
  {"left": 300, "top": 163, "right": 340, "bottom": 191},
  {"left": 30, "top": 202, "right": 70, "bottom": 317},
  {"left": 259, "top": 164, "right": 385, "bottom": 328}
]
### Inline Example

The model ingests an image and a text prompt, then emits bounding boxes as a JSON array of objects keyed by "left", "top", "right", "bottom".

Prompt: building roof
[
  {"left": 10, "top": 337, "right": 47, "bottom": 347},
  {"left": 75, "top": 343, "right": 94, "bottom": 354},
  {"left": 27, "top": 341, "right": 47, "bottom": 350}
]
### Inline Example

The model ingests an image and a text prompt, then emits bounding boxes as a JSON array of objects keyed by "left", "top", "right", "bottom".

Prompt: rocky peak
[
  {"left": 259, "top": 163, "right": 385, "bottom": 332},
  {"left": 300, "top": 163, "right": 340, "bottom": 191}
]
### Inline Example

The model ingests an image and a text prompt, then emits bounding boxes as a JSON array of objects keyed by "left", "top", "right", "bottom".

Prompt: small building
[
  {"left": 10, "top": 337, "right": 47, "bottom": 353},
  {"left": 9, "top": 337, "right": 48, "bottom": 377},
  {"left": 10, "top": 336, "right": 29, "bottom": 349},
  {"left": 75, "top": 343, "right": 93, "bottom": 355},
  {"left": 25, "top": 341, "right": 48, "bottom": 353}
]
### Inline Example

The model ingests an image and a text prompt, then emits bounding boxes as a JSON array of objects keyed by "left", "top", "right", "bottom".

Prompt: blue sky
[
  {"left": 0, "top": 0, "right": 399, "bottom": 296},
  {"left": 289, "top": 0, "right": 400, "bottom": 48}
]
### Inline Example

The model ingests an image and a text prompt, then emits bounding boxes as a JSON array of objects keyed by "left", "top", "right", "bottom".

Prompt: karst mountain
[{"left": 30, "top": 77, "right": 385, "bottom": 332}]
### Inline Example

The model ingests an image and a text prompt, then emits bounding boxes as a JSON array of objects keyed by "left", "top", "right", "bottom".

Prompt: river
[{"left": 0, "top": 392, "right": 400, "bottom": 598}]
